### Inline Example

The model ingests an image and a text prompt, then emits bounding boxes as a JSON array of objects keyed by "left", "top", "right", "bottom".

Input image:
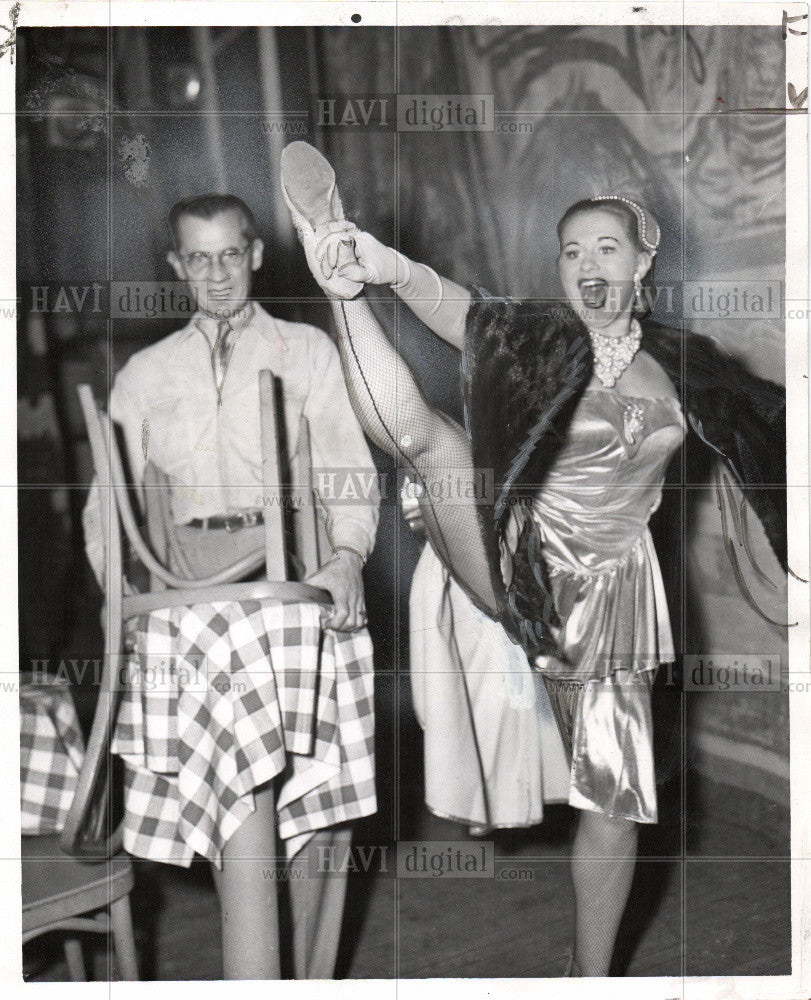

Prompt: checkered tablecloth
[
  {"left": 111, "top": 599, "right": 376, "bottom": 868},
  {"left": 20, "top": 673, "right": 86, "bottom": 834}
]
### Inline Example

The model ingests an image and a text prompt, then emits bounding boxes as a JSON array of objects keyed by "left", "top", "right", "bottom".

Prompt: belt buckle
[{"left": 225, "top": 510, "right": 258, "bottom": 532}]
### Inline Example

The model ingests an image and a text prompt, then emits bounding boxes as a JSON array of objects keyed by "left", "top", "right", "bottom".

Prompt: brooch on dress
[{"left": 623, "top": 399, "right": 645, "bottom": 445}]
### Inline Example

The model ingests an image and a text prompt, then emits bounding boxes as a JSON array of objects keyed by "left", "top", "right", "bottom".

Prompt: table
[
  {"left": 20, "top": 673, "right": 86, "bottom": 835},
  {"left": 111, "top": 598, "right": 376, "bottom": 867}
]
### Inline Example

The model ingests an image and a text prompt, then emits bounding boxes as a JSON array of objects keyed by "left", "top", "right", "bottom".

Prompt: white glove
[
  {"left": 287, "top": 210, "right": 364, "bottom": 299},
  {"left": 302, "top": 223, "right": 405, "bottom": 298},
  {"left": 334, "top": 230, "right": 404, "bottom": 287},
  {"left": 280, "top": 140, "right": 403, "bottom": 298}
]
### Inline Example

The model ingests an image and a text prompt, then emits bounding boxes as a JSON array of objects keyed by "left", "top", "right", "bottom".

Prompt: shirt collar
[{"left": 191, "top": 300, "right": 255, "bottom": 344}]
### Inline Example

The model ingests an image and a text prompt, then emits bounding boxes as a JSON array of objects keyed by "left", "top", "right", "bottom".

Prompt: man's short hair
[{"left": 168, "top": 194, "right": 257, "bottom": 246}]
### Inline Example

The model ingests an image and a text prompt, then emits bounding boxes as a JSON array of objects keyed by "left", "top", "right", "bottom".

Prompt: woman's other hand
[
  {"left": 291, "top": 217, "right": 364, "bottom": 299},
  {"left": 335, "top": 229, "right": 401, "bottom": 286},
  {"left": 400, "top": 475, "right": 425, "bottom": 536},
  {"left": 309, "top": 224, "right": 403, "bottom": 296}
]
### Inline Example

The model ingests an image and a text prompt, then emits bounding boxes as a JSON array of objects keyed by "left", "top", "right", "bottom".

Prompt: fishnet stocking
[
  {"left": 571, "top": 810, "right": 638, "bottom": 976},
  {"left": 328, "top": 294, "right": 498, "bottom": 612}
]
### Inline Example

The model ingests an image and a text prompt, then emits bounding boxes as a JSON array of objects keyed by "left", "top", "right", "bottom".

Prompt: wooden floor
[{"left": 23, "top": 767, "right": 791, "bottom": 982}]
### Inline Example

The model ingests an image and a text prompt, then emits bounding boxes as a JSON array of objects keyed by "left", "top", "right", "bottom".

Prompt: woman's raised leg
[
  {"left": 325, "top": 293, "right": 498, "bottom": 613},
  {"left": 281, "top": 141, "right": 498, "bottom": 614}
]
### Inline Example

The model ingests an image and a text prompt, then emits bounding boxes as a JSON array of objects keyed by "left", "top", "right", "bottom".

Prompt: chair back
[
  {"left": 60, "top": 385, "right": 125, "bottom": 858},
  {"left": 259, "top": 369, "right": 323, "bottom": 580}
]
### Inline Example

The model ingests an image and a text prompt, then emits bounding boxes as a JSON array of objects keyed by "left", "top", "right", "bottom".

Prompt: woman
[{"left": 282, "top": 142, "right": 787, "bottom": 976}]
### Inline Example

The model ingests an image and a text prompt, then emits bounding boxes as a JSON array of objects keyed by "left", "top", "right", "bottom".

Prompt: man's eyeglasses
[{"left": 181, "top": 246, "right": 250, "bottom": 276}]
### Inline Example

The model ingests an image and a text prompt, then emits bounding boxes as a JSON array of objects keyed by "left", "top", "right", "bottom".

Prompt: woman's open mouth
[{"left": 578, "top": 278, "right": 608, "bottom": 309}]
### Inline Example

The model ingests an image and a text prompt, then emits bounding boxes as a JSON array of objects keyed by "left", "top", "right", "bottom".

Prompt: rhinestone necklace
[{"left": 588, "top": 319, "right": 642, "bottom": 388}]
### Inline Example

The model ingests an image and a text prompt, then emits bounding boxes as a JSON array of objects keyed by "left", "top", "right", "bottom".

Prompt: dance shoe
[{"left": 280, "top": 141, "right": 363, "bottom": 298}]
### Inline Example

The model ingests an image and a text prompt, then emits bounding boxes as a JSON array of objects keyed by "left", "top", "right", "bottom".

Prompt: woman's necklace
[{"left": 588, "top": 319, "right": 642, "bottom": 388}]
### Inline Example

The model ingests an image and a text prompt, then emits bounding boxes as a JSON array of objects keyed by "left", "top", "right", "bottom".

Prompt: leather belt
[{"left": 185, "top": 510, "right": 265, "bottom": 532}]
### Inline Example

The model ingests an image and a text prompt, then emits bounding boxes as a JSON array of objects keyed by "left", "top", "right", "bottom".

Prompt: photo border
[{"left": 2, "top": 3, "right": 808, "bottom": 998}]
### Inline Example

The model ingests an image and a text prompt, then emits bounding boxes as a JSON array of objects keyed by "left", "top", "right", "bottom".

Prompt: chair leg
[
  {"left": 63, "top": 936, "right": 86, "bottom": 981},
  {"left": 290, "top": 826, "right": 352, "bottom": 979},
  {"left": 109, "top": 896, "right": 139, "bottom": 980}
]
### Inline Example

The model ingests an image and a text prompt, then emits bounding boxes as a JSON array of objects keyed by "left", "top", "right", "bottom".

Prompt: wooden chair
[
  {"left": 23, "top": 372, "right": 329, "bottom": 981},
  {"left": 21, "top": 834, "right": 138, "bottom": 980}
]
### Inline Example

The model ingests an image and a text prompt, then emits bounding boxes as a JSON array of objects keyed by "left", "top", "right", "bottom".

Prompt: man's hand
[{"left": 306, "top": 549, "right": 367, "bottom": 631}]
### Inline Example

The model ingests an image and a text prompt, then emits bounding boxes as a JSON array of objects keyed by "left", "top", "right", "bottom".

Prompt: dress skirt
[{"left": 410, "top": 544, "right": 571, "bottom": 831}]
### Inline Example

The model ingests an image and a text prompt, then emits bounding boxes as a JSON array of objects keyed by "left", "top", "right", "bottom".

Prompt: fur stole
[{"left": 463, "top": 287, "right": 787, "bottom": 657}]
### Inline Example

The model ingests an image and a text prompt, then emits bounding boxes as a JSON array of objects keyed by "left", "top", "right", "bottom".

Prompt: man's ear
[
  {"left": 167, "top": 250, "right": 185, "bottom": 280},
  {"left": 250, "top": 238, "right": 264, "bottom": 272}
]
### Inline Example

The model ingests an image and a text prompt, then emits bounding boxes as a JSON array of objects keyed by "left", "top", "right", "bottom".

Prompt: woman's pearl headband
[{"left": 590, "top": 195, "right": 661, "bottom": 255}]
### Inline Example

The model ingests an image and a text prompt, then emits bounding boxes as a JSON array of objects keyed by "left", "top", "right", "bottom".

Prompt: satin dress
[
  {"left": 410, "top": 387, "right": 686, "bottom": 829},
  {"left": 525, "top": 386, "right": 687, "bottom": 822}
]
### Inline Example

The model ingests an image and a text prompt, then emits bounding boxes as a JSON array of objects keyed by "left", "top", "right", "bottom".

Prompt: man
[
  {"left": 91, "top": 193, "right": 376, "bottom": 624},
  {"left": 83, "top": 194, "right": 379, "bottom": 979}
]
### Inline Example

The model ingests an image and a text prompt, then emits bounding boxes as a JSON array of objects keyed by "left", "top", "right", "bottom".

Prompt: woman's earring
[{"left": 633, "top": 272, "right": 644, "bottom": 310}]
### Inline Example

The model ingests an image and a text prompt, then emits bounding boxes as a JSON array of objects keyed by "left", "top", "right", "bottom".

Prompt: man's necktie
[{"left": 212, "top": 319, "right": 234, "bottom": 403}]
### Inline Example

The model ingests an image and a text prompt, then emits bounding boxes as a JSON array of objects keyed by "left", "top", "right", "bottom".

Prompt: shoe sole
[{"left": 281, "top": 141, "right": 345, "bottom": 229}]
